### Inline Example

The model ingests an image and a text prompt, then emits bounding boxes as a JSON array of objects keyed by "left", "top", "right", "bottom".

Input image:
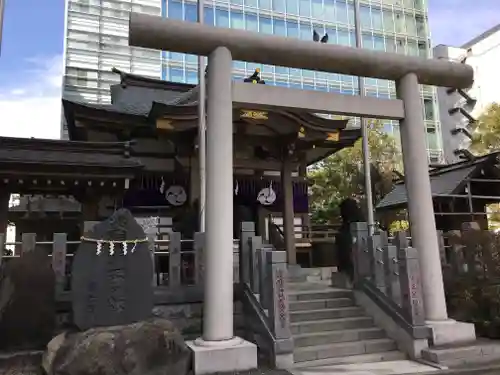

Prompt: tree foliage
[
  {"left": 308, "top": 120, "right": 401, "bottom": 224},
  {"left": 467, "top": 103, "right": 500, "bottom": 226},
  {"left": 470, "top": 103, "right": 500, "bottom": 155}
]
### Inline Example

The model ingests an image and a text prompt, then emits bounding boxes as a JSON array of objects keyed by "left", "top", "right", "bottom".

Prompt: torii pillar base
[{"left": 186, "top": 337, "right": 257, "bottom": 375}]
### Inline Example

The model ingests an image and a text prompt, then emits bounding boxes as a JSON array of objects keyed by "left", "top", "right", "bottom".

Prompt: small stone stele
[
  {"left": 0, "top": 248, "right": 56, "bottom": 350},
  {"left": 42, "top": 318, "right": 191, "bottom": 375},
  {"left": 71, "top": 208, "right": 154, "bottom": 330}
]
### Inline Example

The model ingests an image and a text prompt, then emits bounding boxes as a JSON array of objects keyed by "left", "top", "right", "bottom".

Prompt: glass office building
[{"left": 63, "top": 0, "right": 443, "bottom": 162}]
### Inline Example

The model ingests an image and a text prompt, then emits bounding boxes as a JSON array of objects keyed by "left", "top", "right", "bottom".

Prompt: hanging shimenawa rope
[{"left": 80, "top": 236, "right": 148, "bottom": 256}]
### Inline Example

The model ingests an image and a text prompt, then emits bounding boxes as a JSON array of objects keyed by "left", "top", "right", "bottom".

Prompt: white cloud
[{"left": 0, "top": 55, "right": 63, "bottom": 140}]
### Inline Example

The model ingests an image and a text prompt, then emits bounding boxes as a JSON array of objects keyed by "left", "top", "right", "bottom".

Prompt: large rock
[
  {"left": 42, "top": 318, "right": 191, "bottom": 375},
  {"left": 71, "top": 208, "right": 154, "bottom": 330},
  {"left": 0, "top": 248, "right": 56, "bottom": 350}
]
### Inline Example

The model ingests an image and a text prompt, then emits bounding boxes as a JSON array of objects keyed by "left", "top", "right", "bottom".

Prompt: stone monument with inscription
[{"left": 71, "top": 209, "right": 154, "bottom": 330}]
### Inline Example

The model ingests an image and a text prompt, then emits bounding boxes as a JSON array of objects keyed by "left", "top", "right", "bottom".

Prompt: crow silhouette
[
  {"left": 313, "top": 30, "right": 320, "bottom": 42},
  {"left": 313, "top": 30, "right": 328, "bottom": 43}
]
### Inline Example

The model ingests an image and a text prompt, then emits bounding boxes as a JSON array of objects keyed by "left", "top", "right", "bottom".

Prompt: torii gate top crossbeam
[{"left": 129, "top": 13, "right": 473, "bottom": 89}]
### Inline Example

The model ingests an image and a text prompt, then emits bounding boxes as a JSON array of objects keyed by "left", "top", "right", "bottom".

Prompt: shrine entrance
[{"left": 128, "top": 13, "right": 474, "bottom": 373}]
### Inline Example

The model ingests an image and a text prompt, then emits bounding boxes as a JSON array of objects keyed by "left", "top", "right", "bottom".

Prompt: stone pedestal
[
  {"left": 186, "top": 337, "right": 257, "bottom": 375},
  {"left": 427, "top": 319, "right": 476, "bottom": 346}
]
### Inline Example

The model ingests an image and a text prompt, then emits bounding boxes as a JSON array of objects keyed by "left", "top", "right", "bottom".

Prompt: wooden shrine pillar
[
  {"left": 0, "top": 190, "right": 10, "bottom": 235},
  {"left": 281, "top": 156, "right": 296, "bottom": 265},
  {"left": 80, "top": 189, "right": 100, "bottom": 234}
]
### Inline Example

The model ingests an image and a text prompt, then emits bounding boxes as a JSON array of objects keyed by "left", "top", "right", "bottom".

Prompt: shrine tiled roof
[
  {"left": 62, "top": 69, "right": 362, "bottom": 165},
  {"left": 0, "top": 137, "right": 143, "bottom": 170},
  {"left": 376, "top": 151, "right": 500, "bottom": 210},
  {"left": 63, "top": 68, "right": 352, "bottom": 128}
]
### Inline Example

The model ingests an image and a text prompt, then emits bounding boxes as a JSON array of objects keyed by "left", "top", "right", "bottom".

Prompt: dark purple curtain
[{"left": 122, "top": 175, "right": 309, "bottom": 213}]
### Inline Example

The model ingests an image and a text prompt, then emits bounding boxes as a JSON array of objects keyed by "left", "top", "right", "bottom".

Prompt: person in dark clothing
[
  {"left": 335, "top": 198, "right": 365, "bottom": 284},
  {"left": 173, "top": 199, "right": 200, "bottom": 240}
]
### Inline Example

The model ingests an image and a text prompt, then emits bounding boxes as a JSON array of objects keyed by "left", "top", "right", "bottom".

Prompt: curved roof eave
[
  {"left": 305, "top": 128, "right": 361, "bottom": 165},
  {"left": 64, "top": 94, "right": 353, "bottom": 133},
  {"left": 149, "top": 100, "right": 351, "bottom": 131}
]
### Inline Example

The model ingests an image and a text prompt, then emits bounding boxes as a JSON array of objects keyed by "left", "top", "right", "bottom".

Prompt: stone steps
[
  {"left": 293, "top": 327, "right": 386, "bottom": 347},
  {"left": 294, "top": 338, "right": 398, "bottom": 362},
  {"left": 290, "top": 307, "right": 365, "bottom": 323},
  {"left": 291, "top": 316, "right": 375, "bottom": 334},
  {"left": 293, "top": 350, "right": 407, "bottom": 368},
  {"left": 289, "top": 298, "right": 354, "bottom": 311},
  {"left": 288, "top": 282, "right": 405, "bottom": 367},
  {"left": 421, "top": 339, "right": 500, "bottom": 367},
  {"left": 288, "top": 288, "right": 353, "bottom": 301}
]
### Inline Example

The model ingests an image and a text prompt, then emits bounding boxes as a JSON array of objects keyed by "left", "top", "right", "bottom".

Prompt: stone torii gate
[{"left": 128, "top": 14, "right": 475, "bottom": 374}]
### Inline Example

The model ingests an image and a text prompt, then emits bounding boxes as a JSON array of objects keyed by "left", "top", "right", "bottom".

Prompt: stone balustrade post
[
  {"left": 20, "top": 233, "right": 36, "bottom": 256},
  {"left": 168, "top": 231, "right": 181, "bottom": 289},
  {"left": 350, "top": 222, "right": 370, "bottom": 282},
  {"left": 398, "top": 246, "right": 425, "bottom": 326},
  {"left": 233, "top": 244, "right": 240, "bottom": 284},
  {"left": 194, "top": 232, "right": 205, "bottom": 286},
  {"left": 52, "top": 233, "right": 68, "bottom": 296},
  {"left": 249, "top": 235, "right": 262, "bottom": 295},
  {"left": 393, "top": 231, "right": 409, "bottom": 250},
  {"left": 255, "top": 239, "right": 271, "bottom": 308},
  {"left": 370, "top": 233, "right": 386, "bottom": 291},
  {"left": 147, "top": 234, "right": 157, "bottom": 286},
  {"left": 266, "top": 250, "right": 292, "bottom": 340},
  {"left": 383, "top": 240, "right": 401, "bottom": 306},
  {"left": 239, "top": 222, "right": 255, "bottom": 286}
]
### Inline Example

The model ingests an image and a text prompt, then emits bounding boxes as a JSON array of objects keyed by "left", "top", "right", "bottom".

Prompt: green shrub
[{"left": 444, "top": 229, "right": 500, "bottom": 338}]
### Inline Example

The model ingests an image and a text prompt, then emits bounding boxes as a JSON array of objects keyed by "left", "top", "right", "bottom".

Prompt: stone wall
[
  {"left": 56, "top": 301, "right": 245, "bottom": 340},
  {"left": 153, "top": 301, "right": 244, "bottom": 339}
]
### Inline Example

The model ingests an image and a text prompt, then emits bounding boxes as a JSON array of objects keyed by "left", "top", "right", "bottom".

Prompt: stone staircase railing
[
  {"left": 350, "top": 222, "right": 432, "bottom": 355},
  {"left": 238, "top": 222, "right": 294, "bottom": 369}
]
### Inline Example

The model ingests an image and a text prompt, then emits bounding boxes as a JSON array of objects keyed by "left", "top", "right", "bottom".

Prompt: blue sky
[{"left": 0, "top": 0, "right": 498, "bottom": 139}]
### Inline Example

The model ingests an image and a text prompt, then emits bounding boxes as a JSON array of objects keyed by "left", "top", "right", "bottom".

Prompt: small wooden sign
[
  {"left": 240, "top": 109, "right": 268, "bottom": 121},
  {"left": 326, "top": 131, "right": 340, "bottom": 142},
  {"left": 156, "top": 119, "right": 174, "bottom": 130}
]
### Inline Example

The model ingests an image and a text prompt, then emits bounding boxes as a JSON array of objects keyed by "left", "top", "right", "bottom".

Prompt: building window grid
[
  {"left": 64, "top": 0, "right": 438, "bottom": 147},
  {"left": 162, "top": 1, "right": 429, "bottom": 63},
  {"left": 168, "top": 0, "right": 429, "bottom": 37}
]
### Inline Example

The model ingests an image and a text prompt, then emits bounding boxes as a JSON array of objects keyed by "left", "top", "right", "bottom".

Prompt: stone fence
[
  {"left": 0, "top": 232, "right": 240, "bottom": 300},
  {"left": 351, "top": 221, "right": 498, "bottom": 340},
  {"left": 238, "top": 222, "right": 293, "bottom": 368},
  {"left": 350, "top": 222, "right": 430, "bottom": 340}
]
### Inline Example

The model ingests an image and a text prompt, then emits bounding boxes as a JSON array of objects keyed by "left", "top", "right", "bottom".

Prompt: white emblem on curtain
[
  {"left": 257, "top": 180, "right": 276, "bottom": 206},
  {"left": 165, "top": 185, "right": 187, "bottom": 206}
]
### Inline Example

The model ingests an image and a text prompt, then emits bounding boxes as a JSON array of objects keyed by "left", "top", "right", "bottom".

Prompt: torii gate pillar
[{"left": 186, "top": 46, "right": 258, "bottom": 375}]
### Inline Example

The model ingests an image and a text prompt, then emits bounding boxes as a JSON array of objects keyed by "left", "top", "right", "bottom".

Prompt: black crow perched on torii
[
  {"left": 222, "top": 30, "right": 327, "bottom": 85},
  {"left": 313, "top": 29, "right": 328, "bottom": 43},
  {"left": 212, "top": 30, "right": 327, "bottom": 85}
]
